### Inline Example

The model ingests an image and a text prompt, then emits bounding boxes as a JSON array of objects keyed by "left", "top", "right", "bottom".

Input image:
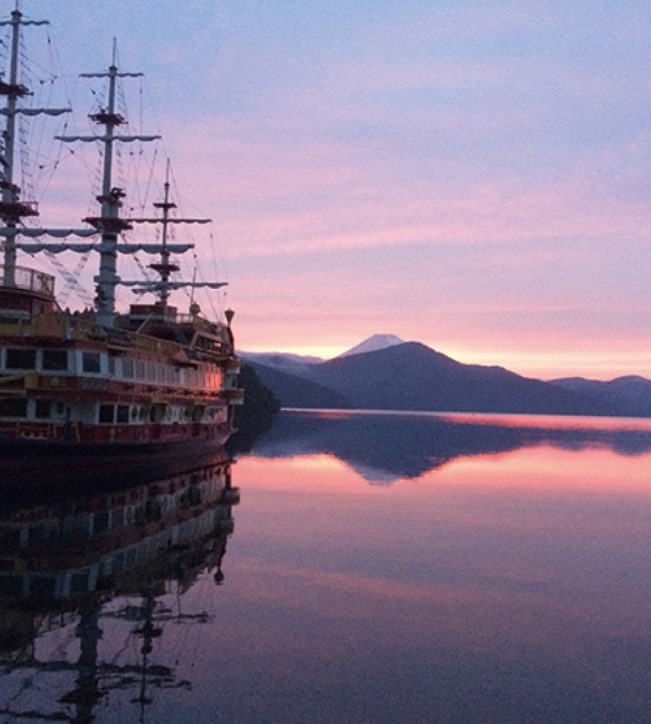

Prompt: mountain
[
  {"left": 227, "top": 363, "right": 281, "bottom": 453},
  {"left": 337, "top": 334, "right": 405, "bottom": 358},
  {"left": 550, "top": 376, "right": 651, "bottom": 417},
  {"left": 312, "top": 342, "right": 622, "bottom": 415},
  {"left": 246, "top": 340, "right": 641, "bottom": 417},
  {"left": 240, "top": 351, "right": 323, "bottom": 378},
  {"left": 250, "top": 361, "right": 352, "bottom": 409}
]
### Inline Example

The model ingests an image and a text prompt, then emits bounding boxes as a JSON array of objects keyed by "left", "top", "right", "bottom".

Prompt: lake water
[{"left": 2, "top": 409, "right": 651, "bottom": 723}]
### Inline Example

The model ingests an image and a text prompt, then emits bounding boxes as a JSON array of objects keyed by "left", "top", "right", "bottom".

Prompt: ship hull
[
  {"left": 0, "top": 436, "right": 235, "bottom": 506},
  {"left": 0, "top": 430, "right": 232, "bottom": 457}
]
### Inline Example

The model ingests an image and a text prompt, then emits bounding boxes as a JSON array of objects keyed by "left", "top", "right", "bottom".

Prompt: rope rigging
[{"left": 1, "top": 21, "right": 230, "bottom": 319}]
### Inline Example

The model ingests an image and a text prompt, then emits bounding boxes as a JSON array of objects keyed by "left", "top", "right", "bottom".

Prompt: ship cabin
[
  {"left": 0, "top": 268, "right": 242, "bottom": 446},
  {"left": 0, "top": 265, "right": 58, "bottom": 328}
]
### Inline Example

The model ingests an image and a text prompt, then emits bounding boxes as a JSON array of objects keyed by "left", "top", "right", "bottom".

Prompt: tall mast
[
  {"left": 124, "top": 166, "right": 228, "bottom": 304},
  {"left": 150, "top": 160, "right": 179, "bottom": 307},
  {"left": 87, "top": 47, "right": 128, "bottom": 328},
  {"left": 58, "top": 46, "right": 160, "bottom": 328},
  {"left": 0, "top": 8, "right": 68, "bottom": 285}
]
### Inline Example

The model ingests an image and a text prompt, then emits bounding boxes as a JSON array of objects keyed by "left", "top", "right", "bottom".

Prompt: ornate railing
[{"left": 0, "top": 266, "right": 55, "bottom": 296}]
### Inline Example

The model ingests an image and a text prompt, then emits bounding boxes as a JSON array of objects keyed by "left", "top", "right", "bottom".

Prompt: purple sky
[{"left": 6, "top": 1, "right": 651, "bottom": 378}]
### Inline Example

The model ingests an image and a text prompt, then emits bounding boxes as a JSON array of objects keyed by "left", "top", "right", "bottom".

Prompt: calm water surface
[{"left": 1, "top": 410, "right": 651, "bottom": 723}]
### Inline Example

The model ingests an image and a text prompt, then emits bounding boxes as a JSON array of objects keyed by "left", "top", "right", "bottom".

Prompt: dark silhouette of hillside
[
  {"left": 551, "top": 375, "right": 651, "bottom": 417},
  {"left": 249, "top": 342, "right": 635, "bottom": 417},
  {"left": 227, "top": 363, "right": 281, "bottom": 452},
  {"left": 251, "top": 361, "right": 352, "bottom": 409}
]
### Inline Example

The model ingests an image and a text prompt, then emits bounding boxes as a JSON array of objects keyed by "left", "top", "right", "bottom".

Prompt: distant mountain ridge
[
  {"left": 550, "top": 375, "right": 651, "bottom": 417},
  {"left": 245, "top": 337, "right": 651, "bottom": 418}
]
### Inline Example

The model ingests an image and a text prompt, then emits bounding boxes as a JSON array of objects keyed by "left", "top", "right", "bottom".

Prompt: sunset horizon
[
  {"left": 239, "top": 335, "right": 650, "bottom": 382},
  {"left": 3, "top": 4, "right": 651, "bottom": 722},
  {"left": 2, "top": 1, "right": 645, "bottom": 387}
]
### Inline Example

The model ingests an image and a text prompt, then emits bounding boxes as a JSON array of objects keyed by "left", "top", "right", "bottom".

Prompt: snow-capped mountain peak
[{"left": 337, "top": 334, "right": 406, "bottom": 358}]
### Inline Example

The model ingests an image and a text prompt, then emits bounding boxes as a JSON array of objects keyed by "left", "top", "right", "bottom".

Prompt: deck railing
[{"left": 0, "top": 266, "right": 55, "bottom": 296}]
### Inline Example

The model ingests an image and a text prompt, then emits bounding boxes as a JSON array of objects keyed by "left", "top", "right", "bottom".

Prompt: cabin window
[
  {"left": 0, "top": 399, "right": 27, "bottom": 417},
  {"left": 70, "top": 571, "right": 90, "bottom": 594},
  {"left": 113, "top": 552, "right": 125, "bottom": 572},
  {"left": 0, "top": 576, "right": 23, "bottom": 597},
  {"left": 34, "top": 400, "right": 52, "bottom": 419},
  {"left": 116, "top": 405, "right": 130, "bottom": 424},
  {"left": 111, "top": 509, "right": 125, "bottom": 530},
  {"left": 149, "top": 404, "right": 166, "bottom": 423},
  {"left": 30, "top": 575, "right": 57, "bottom": 599},
  {"left": 42, "top": 350, "right": 68, "bottom": 371},
  {"left": 94, "top": 511, "right": 110, "bottom": 534},
  {"left": 82, "top": 352, "right": 101, "bottom": 373},
  {"left": 0, "top": 527, "right": 20, "bottom": 548},
  {"left": 6, "top": 348, "right": 36, "bottom": 369},
  {"left": 28, "top": 524, "right": 48, "bottom": 544},
  {"left": 123, "top": 359, "right": 134, "bottom": 378},
  {"left": 98, "top": 404, "right": 114, "bottom": 423},
  {"left": 108, "top": 356, "right": 116, "bottom": 375}
]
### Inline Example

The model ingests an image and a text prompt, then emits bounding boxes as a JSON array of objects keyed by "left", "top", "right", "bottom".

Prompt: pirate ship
[{"left": 0, "top": 8, "right": 243, "bottom": 454}]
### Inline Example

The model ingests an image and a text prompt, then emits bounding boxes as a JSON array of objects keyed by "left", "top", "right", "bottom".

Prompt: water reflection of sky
[
  {"left": 219, "top": 413, "right": 651, "bottom": 722},
  {"left": 251, "top": 409, "right": 651, "bottom": 483},
  {"left": 2, "top": 412, "right": 651, "bottom": 722}
]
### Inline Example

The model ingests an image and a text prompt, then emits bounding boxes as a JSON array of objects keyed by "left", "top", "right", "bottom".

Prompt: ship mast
[
  {"left": 124, "top": 163, "right": 228, "bottom": 305},
  {"left": 1, "top": 16, "right": 229, "bottom": 323},
  {"left": 58, "top": 43, "right": 161, "bottom": 328},
  {"left": 150, "top": 160, "right": 179, "bottom": 308},
  {"left": 0, "top": 7, "right": 70, "bottom": 285}
]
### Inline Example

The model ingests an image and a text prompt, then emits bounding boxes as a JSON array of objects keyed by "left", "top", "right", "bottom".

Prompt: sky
[{"left": 4, "top": 0, "right": 651, "bottom": 379}]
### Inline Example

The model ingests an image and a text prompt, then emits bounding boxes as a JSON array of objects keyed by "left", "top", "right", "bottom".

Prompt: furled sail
[
  {"left": 128, "top": 218, "right": 211, "bottom": 225},
  {"left": 56, "top": 134, "right": 161, "bottom": 143},
  {"left": 0, "top": 228, "right": 97, "bottom": 238},
  {"left": 15, "top": 242, "right": 194, "bottom": 255},
  {"left": 0, "top": 108, "right": 70, "bottom": 117},
  {"left": 125, "top": 280, "right": 228, "bottom": 293}
]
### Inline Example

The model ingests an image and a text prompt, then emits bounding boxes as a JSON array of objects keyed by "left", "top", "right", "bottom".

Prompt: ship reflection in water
[{"left": 0, "top": 453, "right": 238, "bottom": 723}]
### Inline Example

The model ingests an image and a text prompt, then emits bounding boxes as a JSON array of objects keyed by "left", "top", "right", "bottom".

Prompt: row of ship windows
[
  {"left": 0, "top": 347, "right": 223, "bottom": 388},
  {"left": 0, "top": 398, "right": 225, "bottom": 423},
  {"left": 0, "top": 481, "right": 222, "bottom": 548},
  {"left": 98, "top": 403, "right": 224, "bottom": 424},
  {"left": 0, "top": 510, "right": 225, "bottom": 598}
]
